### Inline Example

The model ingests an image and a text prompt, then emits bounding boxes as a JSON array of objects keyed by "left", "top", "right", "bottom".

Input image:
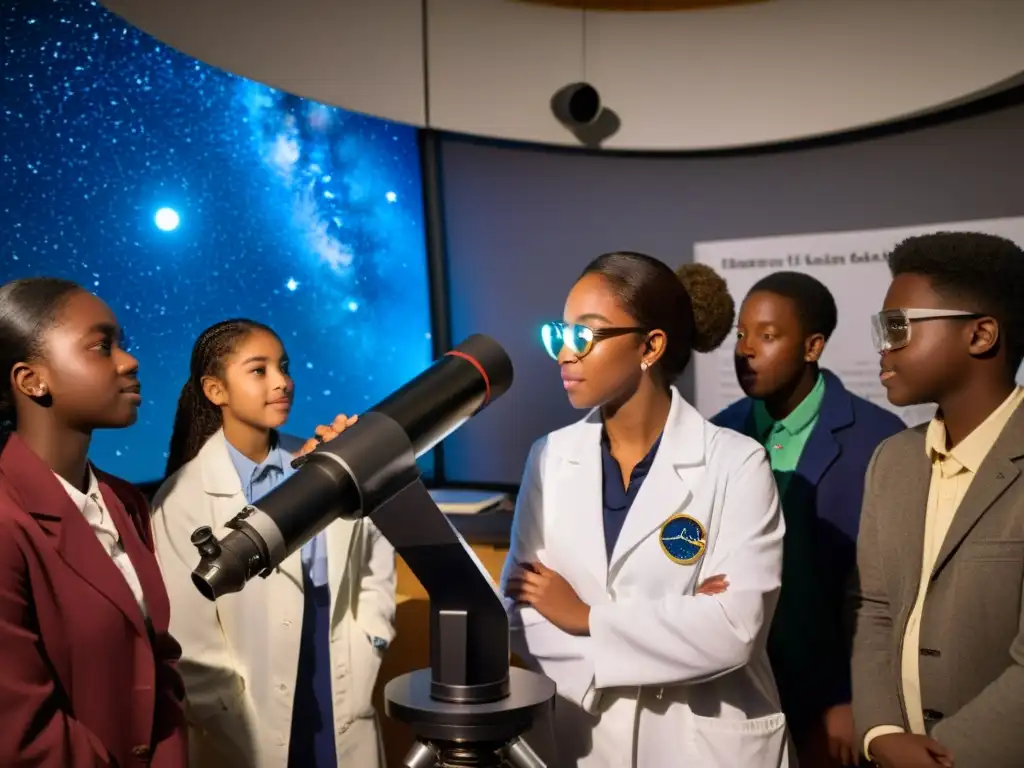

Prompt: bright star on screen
[{"left": 154, "top": 207, "right": 180, "bottom": 231}]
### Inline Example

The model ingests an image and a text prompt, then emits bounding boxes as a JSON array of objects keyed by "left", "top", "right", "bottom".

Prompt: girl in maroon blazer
[{"left": 0, "top": 277, "right": 187, "bottom": 767}]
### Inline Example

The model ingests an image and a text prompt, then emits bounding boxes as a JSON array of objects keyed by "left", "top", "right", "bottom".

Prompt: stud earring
[
  {"left": 37, "top": 384, "right": 47, "bottom": 395},
  {"left": 640, "top": 361, "right": 649, "bottom": 372}
]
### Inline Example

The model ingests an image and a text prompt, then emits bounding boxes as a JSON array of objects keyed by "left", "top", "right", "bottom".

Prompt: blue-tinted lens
[
  {"left": 542, "top": 322, "right": 596, "bottom": 359},
  {"left": 541, "top": 322, "right": 564, "bottom": 360},
  {"left": 567, "top": 324, "right": 594, "bottom": 356}
]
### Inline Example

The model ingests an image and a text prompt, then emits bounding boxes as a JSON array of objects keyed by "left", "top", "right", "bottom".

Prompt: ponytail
[
  {"left": 164, "top": 379, "right": 225, "bottom": 477},
  {"left": 163, "top": 318, "right": 278, "bottom": 479}
]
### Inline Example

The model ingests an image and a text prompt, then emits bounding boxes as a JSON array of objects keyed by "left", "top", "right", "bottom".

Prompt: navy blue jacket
[{"left": 712, "top": 368, "right": 905, "bottom": 722}]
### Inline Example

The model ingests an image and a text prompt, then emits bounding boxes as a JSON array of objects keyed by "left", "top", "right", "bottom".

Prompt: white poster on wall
[{"left": 693, "top": 216, "right": 1024, "bottom": 427}]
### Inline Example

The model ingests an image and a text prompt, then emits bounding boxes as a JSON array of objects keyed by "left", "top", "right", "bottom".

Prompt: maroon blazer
[{"left": 0, "top": 434, "right": 187, "bottom": 767}]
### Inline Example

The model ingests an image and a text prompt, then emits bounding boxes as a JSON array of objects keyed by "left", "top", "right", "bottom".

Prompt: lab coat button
[
  {"left": 282, "top": 619, "right": 292, "bottom": 627},
  {"left": 278, "top": 682, "right": 288, "bottom": 692}
]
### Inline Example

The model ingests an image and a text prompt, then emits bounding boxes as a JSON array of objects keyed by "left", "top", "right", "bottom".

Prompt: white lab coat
[
  {"left": 501, "top": 388, "right": 793, "bottom": 768},
  {"left": 151, "top": 429, "right": 396, "bottom": 768}
]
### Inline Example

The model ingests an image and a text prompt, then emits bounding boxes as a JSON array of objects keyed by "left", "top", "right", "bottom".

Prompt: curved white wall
[
  {"left": 99, "top": 0, "right": 428, "bottom": 126},
  {"left": 100, "top": 0, "right": 1024, "bottom": 151}
]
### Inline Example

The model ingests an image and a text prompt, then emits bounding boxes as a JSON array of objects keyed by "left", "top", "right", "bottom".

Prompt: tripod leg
[
  {"left": 404, "top": 740, "right": 438, "bottom": 768},
  {"left": 504, "top": 736, "right": 546, "bottom": 768}
]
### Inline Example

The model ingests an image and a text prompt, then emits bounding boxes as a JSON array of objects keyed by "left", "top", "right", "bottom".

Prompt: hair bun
[{"left": 675, "top": 263, "right": 735, "bottom": 354}]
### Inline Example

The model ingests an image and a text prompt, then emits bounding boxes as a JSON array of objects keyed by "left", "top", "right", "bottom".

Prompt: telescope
[{"left": 189, "top": 334, "right": 554, "bottom": 768}]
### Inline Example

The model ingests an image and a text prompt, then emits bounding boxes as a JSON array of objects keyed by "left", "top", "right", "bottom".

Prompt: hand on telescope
[
  {"left": 505, "top": 562, "right": 591, "bottom": 637},
  {"left": 296, "top": 413, "right": 359, "bottom": 458}
]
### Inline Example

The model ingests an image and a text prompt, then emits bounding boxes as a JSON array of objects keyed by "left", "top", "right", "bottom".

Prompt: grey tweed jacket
[{"left": 850, "top": 410, "right": 1024, "bottom": 768}]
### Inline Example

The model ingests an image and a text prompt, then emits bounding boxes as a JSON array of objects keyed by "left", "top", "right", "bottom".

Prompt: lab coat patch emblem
[{"left": 659, "top": 514, "right": 706, "bottom": 565}]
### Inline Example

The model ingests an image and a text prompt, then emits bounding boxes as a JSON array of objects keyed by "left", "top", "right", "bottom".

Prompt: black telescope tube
[{"left": 292, "top": 332, "right": 513, "bottom": 469}]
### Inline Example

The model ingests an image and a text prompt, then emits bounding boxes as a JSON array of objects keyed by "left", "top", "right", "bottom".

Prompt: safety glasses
[
  {"left": 870, "top": 308, "right": 983, "bottom": 353},
  {"left": 541, "top": 321, "right": 646, "bottom": 361}
]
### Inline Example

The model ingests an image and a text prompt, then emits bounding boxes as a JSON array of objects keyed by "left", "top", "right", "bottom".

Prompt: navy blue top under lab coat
[
  {"left": 226, "top": 439, "right": 336, "bottom": 768},
  {"left": 712, "top": 369, "right": 905, "bottom": 725},
  {"left": 600, "top": 432, "right": 662, "bottom": 559}
]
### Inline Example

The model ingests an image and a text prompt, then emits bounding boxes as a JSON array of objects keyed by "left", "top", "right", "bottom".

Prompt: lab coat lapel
[
  {"left": 551, "top": 412, "right": 609, "bottom": 590},
  {"left": 608, "top": 389, "right": 705, "bottom": 577},
  {"left": 199, "top": 430, "right": 246, "bottom": 496}
]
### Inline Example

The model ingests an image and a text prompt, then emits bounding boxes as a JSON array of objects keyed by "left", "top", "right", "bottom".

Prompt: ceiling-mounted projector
[
  {"left": 550, "top": 82, "right": 620, "bottom": 148},
  {"left": 552, "top": 82, "right": 601, "bottom": 125}
]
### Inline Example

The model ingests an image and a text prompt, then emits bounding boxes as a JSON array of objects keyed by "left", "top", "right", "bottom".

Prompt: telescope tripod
[{"left": 402, "top": 735, "right": 544, "bottom": 768}]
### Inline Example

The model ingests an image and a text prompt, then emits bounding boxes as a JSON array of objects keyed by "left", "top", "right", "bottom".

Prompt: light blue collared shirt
[{"left": 226, "top": 437, "right": 328, "bottom": 587}]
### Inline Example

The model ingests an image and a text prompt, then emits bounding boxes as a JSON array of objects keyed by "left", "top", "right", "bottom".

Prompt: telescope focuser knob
[{"left": 190, "top": 526, "right": 222, "bottom": 559}]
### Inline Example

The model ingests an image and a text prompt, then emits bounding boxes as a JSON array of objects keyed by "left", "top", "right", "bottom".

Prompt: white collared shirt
[{"left": 54, "top": 468, "right": 149, "bottom": 618}]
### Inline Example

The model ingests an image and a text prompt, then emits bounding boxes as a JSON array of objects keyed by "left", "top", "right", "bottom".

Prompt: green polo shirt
[
  {"left": 748, "top": 372, "right": 825, "bottom": 722},
  {"left": 752, "top": 372, "right": 826, "bottom": 488}
]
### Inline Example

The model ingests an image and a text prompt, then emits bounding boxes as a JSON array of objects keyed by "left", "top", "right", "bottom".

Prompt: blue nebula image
[{"left": 2, "top": 0, "right": 434, "bottom": 482}]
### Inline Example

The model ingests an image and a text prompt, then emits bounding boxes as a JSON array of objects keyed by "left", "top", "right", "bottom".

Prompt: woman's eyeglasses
[{"left": 541, "top": 321, "right": 646, "bottom": 361}]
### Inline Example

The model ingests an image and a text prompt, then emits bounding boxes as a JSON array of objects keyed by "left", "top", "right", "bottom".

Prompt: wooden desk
[{"left": 373, "top": 509, "right": 515, "bottom": 766}]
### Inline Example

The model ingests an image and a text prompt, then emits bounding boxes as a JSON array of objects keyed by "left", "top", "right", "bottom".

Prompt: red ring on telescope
[{"left": 444, "top": 350, "right": 491, "bottom": 405}]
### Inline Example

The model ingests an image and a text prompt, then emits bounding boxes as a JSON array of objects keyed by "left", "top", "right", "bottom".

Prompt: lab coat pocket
[
  {"left": 347, "top": 622, "right": 384, "bottom": 718},
  {"left": 686, "top": 711, "right": 788, "bottom": 768}
]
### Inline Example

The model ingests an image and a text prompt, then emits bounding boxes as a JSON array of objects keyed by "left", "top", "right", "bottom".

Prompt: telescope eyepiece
[{"left": 190, "top": 571, "right": 216, "bottom": 602}]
